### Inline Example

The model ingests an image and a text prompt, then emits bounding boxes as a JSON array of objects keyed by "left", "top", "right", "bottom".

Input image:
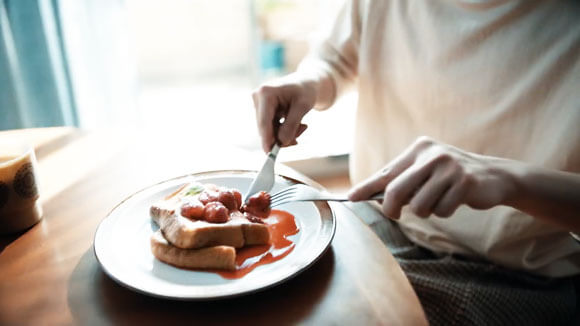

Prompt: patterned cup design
[
  {"left": 0, "top": 181, "right": 8, "bottom": 210},
  {"left": 13, "top": 163, "right": 38, "bottom": 199},
  {"left": 0, "top": 149, "right": 42, "bottom": 234}
]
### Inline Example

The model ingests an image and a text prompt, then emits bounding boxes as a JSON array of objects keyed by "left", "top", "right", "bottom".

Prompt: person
[{"left": 251, "top": 0, "right": 580, "bottom": 325}]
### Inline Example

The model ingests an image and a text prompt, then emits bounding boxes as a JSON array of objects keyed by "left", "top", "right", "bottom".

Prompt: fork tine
[
  {"left": 271, "top": 190, "right": 297, "bottom": 201},
  {"left": 271, "top": 198, "right": 290, "bottom": 207},
  {"left": 270, "top": 185, "right": 299, "bottom": 200},
  {"left": 270, "top": 195, "right": 294, "bottom": 206},
  {"left": 269, "top": 189, "right": 287, "bottom": 200},
  {"left": 270, "top": 184, "right": 308, "bottom": 207},
  {"left": 270, "top": 191, "right": 300, "bottom": 206},
  {"left": 273, "top": 184, "right": 299, "bottom": 194},
  {"left": 270, "top": 190, "right": 291, "bottom": 201}
]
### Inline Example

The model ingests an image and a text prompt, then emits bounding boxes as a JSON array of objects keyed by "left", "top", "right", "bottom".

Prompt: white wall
[{"left": 126, "top": 0, "right": 254, "bottom": 81}]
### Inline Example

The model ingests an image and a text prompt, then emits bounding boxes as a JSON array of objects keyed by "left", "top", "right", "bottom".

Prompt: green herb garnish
[{"left": 183, "top": 184, "right": 204, "bottom": 196}]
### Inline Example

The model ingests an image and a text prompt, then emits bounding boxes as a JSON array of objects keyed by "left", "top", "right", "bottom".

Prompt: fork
[{"left": 270, "top": 184, "right": 384, "bottom": 207}]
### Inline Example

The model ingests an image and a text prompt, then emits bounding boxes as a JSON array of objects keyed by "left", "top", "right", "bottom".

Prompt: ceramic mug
[{"left": 0, "top": 143, "right": 42, "bottom": 234}]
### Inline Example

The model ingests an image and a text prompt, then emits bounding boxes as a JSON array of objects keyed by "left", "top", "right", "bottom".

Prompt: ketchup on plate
[{"left": 213, "top": 209, "right": 299, "bottom": 279}]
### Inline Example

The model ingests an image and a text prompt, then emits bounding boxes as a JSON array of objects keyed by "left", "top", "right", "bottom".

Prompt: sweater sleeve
[{"left": 297, "top": 0, "right": 362, "bottom": 110}]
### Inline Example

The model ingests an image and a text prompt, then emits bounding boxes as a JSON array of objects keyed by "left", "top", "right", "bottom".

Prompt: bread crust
[{"left": 150, "top": 230, "right": 236, "bottom": 270}]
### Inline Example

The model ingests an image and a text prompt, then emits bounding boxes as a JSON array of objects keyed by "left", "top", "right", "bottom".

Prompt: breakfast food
[
  {"left": 150, "top": 182, "right": 273, "bottom": 270},
  {"left": 150, "top": 231, "right": 236, "bottom": 270}
]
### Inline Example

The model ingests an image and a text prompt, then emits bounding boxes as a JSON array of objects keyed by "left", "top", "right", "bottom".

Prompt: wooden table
[{"left": 0, "top": 127, "right": 427, "bottom": 325}]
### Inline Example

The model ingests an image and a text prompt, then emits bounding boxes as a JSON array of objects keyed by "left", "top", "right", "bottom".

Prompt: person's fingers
[
  {"left": 408, "top": 169, "right": 453, "bottom": 218},
  {"left": 432, "top": 178, "right": 468, "bottom": 217},
  {"left": 295, "top": 123, "right": 308, "bottom": 138},
  {"left": 348, "top": 169, "right": 396, "bottom": 202},
  {"left": 382, "top": 162, "right": 433, "bottom": 219},
  {"left": 277, "top": 99, "right": 310, "bottom": 146},
  {"left": 255, "top": 91, "right": 278, "bottom": 152},
  {"left": 348, "top": 146, "right": 417, "bottom": 201},
  {"left": 275, "top": 124, "right": 306, "bottom": 148}
]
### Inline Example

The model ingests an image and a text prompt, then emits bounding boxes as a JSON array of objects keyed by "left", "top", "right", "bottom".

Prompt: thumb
[
  {"left": 348, "top": 173, "right": 389, "bottom": 202},
  {"left": 277, "top": 101, "right": 311, "bottom": 146}
]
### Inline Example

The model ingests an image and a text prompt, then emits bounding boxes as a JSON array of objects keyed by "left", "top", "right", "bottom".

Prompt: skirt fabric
[{"left": 368, "top": 217, "right": 579, "bottom": 326}]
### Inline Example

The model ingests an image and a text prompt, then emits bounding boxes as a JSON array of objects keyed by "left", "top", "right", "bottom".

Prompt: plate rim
[{"left": 93, "top": 169, "right": 336, "bottom": 301}]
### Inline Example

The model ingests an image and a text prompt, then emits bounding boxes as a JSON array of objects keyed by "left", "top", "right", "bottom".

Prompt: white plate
[{"left": 93, "top": 170, "right": 335, "bottom": 300}]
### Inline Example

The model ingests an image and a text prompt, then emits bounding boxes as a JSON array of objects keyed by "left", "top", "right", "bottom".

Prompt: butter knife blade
[{"left": 244, "top": 144, "right": 280, "bottom": 204}]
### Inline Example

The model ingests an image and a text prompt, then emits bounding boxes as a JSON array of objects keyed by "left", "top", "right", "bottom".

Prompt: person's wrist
[
  {"left": 297, "top": 78, "right": 317, "bottom": 107},
  {"left": 495, "top": 158, "right": 526, "bottom": 208},
  {"left": 294, "top": 69, "right": 334, "bottom": 110}
]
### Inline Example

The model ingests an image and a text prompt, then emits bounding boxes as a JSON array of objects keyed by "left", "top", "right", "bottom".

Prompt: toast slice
[
  {"left": 150, "top": 230, "right": 236, "bottom": 270},
  {"left": 151, "top": 207, "right": 270, "bottom": 249},
  {"left": 150, "top": 182, "right": 270, "bottom": 249}
]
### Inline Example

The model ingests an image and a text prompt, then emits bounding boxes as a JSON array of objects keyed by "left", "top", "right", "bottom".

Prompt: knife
[{"left": 244, "top": 143, "right": 280, "bottom": 204}]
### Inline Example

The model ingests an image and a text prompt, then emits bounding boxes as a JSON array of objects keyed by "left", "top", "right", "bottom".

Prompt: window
[{"left": 126, "top": 0, "right": 355, "bottom": 168}]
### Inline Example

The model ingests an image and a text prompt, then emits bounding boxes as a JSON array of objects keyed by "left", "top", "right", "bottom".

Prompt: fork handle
[{"left": 315, "top": 191, "right": 385, "bottom": 202}]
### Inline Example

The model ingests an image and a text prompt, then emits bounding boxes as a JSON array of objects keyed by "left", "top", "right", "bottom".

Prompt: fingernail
[{"left": 296, "top": 124, "right": 308, "bottom": 137}]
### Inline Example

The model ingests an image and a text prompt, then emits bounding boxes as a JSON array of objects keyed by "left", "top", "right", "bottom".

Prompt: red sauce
[{"left": 213, "top": 209, "right": 299, "bottom": 279}]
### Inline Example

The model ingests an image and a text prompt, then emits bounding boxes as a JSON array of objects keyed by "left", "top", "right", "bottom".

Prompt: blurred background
[{"left": 1, "top": 0, "right": 356, "bottom": 179}]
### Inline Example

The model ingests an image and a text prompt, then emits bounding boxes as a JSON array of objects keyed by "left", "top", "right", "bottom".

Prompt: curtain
[
  {"left": 0, "top": 0, "right": 137, "bottom": 131},
  {"left": 0, "top": 0, "right": 77, "bottom": 130}
]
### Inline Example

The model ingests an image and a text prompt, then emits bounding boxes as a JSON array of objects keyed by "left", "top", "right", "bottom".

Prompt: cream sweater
[{"left": 301, "top": 0, "right": 580, "bottom": 277}]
